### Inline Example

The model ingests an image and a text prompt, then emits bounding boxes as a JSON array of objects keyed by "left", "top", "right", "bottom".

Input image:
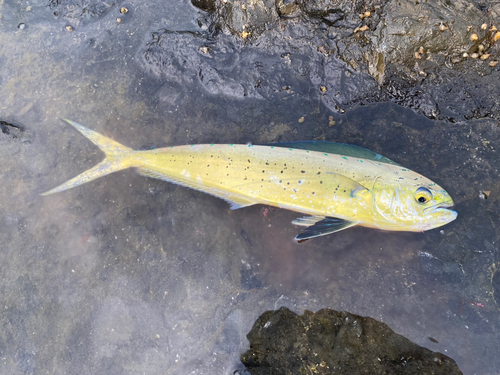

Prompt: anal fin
[
  {"left": 293, "top": 216, "right": 357, "bottom": 241},
  {"left": 138, "top": 167, "right": 256, "bottom": 210},
  {"left": 227, "top": 196, "right": 256, "bottom": 210}
]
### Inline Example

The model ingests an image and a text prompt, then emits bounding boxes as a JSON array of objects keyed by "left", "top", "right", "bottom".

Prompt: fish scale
[{"left": 41, "top": 120, "right": 457, "bottom": 240}]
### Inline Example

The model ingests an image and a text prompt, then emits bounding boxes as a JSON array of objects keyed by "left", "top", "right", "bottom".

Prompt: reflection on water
[{"left": 0, "top": 0, "right": 499, "bottom": 374}]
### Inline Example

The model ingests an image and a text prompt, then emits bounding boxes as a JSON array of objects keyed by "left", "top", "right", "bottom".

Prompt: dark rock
[
  {"left": 0, "top": 120, "right": 26, "bottom": 141},
  {"left": 242, "top": 307, "right": 463, "bottom": 375},
  {"left": 191, "top": 0, "right": 218, "bottom": 13}
]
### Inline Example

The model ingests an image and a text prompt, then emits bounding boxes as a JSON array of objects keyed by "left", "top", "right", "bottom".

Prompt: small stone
[
  {"left": 494, "top": 32, "right": 500, "bottom": 42},
  {"left": 481, "top": 23, "right": 488, "bottom": 30},
  {"left": 298, "top": 117, "right": 305, "bottom": 123},
  {"left": 470, "top": 33, "right": 478, "bottom": 41},
  {"left": 471, "top": 53, "right": 479, "bottom": 58},
  {"left": 439, "top": 24, "right": 447, "bottom": 31},
  {"left": 463, "top": 52, "right": 469, "bottom": 58},
  {"left": 320, "top": 86, "right": 327, "bottom": 92},
  {"left": 359, "top": 25, "right": 369, "bottom": 32},
  {"left": 120, "top": 7, "right": 128, "bottom": 14},
  {"left": 116, "top": 18, "right": 122, "bottom": 23},
  {"left": 241, "top": 31, "right": 251, "bottom": 38},
  {"left": 478, "top": 44, "right": 485, "bottom": 52},
  {"left": 490, "top": 26, "right": 497, "bottom": 31},
  {"left": 479, "top": 190, "right": 490, "bottom": 199},
  {"left": 414, "top": 51, "right": 421, "bottom": 59},
  {"left": 17, "top": 23, "right": 26, "bottom": 29},
  {"left": 359, "top": 13, "right": 365, "bottom": 19},
  {"left": 65, "top": 25, "right": 73, "bottom": 32},
  {"left": 480, "top": 53, "right": 490, "bottom": 60},
  {"left": 488, "top": 60, "right": 498, "bottom": 67},
  {"left": 418, "top": 46, "right": 424, "bottom": 54},
  {"left": 364, "top": 11, "right": 371, "bottom": 18}
]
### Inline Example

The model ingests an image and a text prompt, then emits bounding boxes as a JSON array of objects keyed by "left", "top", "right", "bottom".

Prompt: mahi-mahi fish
[{"left": 41, "top": 120, "right": 457, "bottom": 240}]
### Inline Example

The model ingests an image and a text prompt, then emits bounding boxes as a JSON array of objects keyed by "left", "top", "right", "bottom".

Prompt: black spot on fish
[
  {"left": 320, "top": 181, "right": 323, "bottom": 184},
  {"left": 317, "top": 172, "right": 321, "bottom": 175},
  {"left": 301, "top": 171, "right": 305, "bottom": 173}
]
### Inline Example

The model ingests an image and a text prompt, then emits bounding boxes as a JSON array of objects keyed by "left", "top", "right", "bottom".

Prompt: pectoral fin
[
  {"left": 324, "top": 172, "right": 368, "bottom": 198},
  {"left": 293, "top": 216, "right": 357, "bottom": 241}
]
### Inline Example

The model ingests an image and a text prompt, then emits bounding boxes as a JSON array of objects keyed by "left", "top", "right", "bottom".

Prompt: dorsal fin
[{"left": 263, "top": 141, "right": 400, "bottom": 166}]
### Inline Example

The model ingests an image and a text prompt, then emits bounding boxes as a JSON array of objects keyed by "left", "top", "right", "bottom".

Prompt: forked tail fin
[{"left": 40, "top": 119, "right": 134, "bottom": 196}]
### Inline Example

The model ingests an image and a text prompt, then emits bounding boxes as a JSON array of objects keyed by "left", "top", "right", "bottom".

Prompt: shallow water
[{"left": 1, "top": 0, "right": 499, "bottom": 374}]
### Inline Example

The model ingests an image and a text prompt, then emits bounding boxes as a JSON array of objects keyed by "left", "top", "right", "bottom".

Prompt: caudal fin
[{"left": 41, "top": 120, "right": 134, "bottom": 196}]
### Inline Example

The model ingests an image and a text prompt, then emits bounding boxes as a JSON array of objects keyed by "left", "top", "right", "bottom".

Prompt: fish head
[{"left": 372, "top": 178, "right": 457, "bottom": 232}]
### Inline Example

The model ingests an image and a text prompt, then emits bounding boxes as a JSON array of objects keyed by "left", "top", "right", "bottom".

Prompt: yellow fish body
[{"left": 42, "top": 120, "right": 457, "bottom": 240}]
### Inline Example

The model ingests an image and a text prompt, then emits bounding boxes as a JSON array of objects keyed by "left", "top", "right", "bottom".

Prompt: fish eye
[{"left": 415, "top": 187, "right": 433, "bottom": 204}]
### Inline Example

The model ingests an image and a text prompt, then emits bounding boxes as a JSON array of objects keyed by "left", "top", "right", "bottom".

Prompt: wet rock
[
  {"left": 0, "top": 120, "right": 29, "bottom": 143},
  {"left": 276, "top": 0, "right": 301, "bottom": 19},
  {"left": 298, "top": 0, "right": 382, "bottom": 26},
  {"left": 220, "top": 0, "right": 279, "bottom": 38},
  {"left": 48, "top": 0, "right": 119, "bottom": 25},
  {"left": 191, "top": 0, "right": 217, "bottom": 13},
  {"left": 369, "top": 0, "right": 500, "bottom": 121},
  {"left": 241, "top": 307, "right": 463, "bottom": 375},
  {"left": 186, "top": 0, "right": 500, "bottom": 122},
  {"left": 142, "top": 30, "right": 316, "bottom": 99}
]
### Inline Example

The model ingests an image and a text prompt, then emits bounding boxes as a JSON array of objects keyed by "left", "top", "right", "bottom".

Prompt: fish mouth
[{"left": 423, "top": 200, "right": 456, "bottom": 214}]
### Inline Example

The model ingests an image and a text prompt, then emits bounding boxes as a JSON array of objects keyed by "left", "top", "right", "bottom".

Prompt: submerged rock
[{"left": 241, "top": 307, "right": 463, "bottom": 375}]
